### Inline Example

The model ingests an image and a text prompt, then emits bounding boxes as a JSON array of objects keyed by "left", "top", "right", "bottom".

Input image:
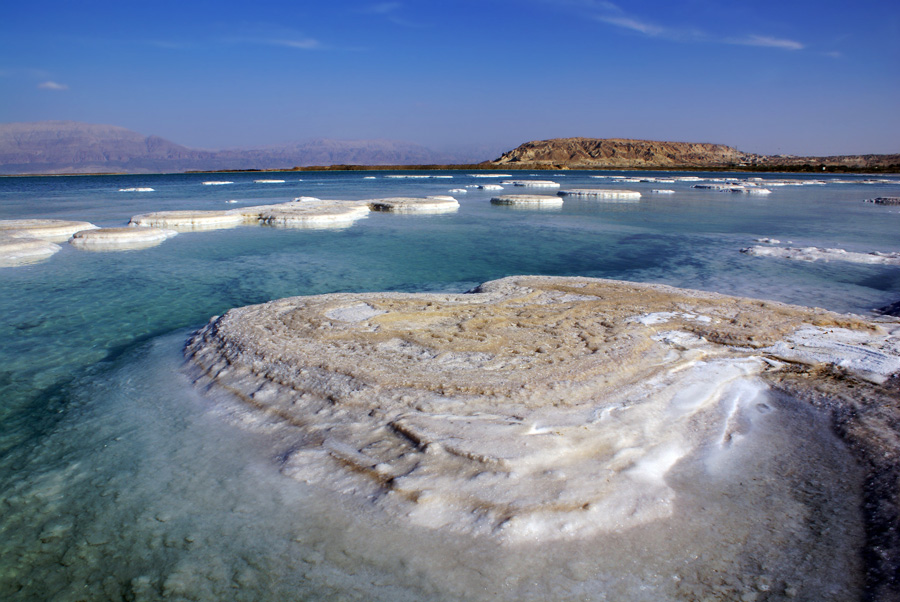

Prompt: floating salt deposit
[
  {"left": 651, "top": 189, "right": 675, "bottom": 194},
  {"left": 118, "top": 187, "right": 155, "bottom": 192},
  {"left": 201, "top": 181, "right": 233, "bottom": 186},
  {"left": 693, "top": 183, "right": 772, "bottom": 194},
  {"left": 186, "top": 274, "right": 896, "bottom": 560},
  {"left": 470, "top": 174, "right": 511, "bottom": 178},
  {"left": 254, "top": 179, "right": 286, "bottom": 184},
  {"left": 741, "top": 245, "right": 900, "bottom": 265},
  {"left": 500, "top": 180, "right": 561, "bottom": 188},
  {"left": 490, "top": 194, "right": 564, "bottom": 207},
  {"left": 242, "top": 200, "right": 371, "bottom": 229},
  {"left": 129, "top": 210, "right": 246, "bottom": 232},
  {"left": 292, "top": 196, "right": 320, "bottom": 202},
  {"left": 0, "top": 233, "right": 61, "bottom": 267},
  {"left": 69, "top": 227, "right": 177, "bottom": 251},
  {"left": 558, "top": 189, "right": 641, "bottom": 200},
  {"left": 366, "top": 196, "right": 460, "bottom": 214},
  {"left": 477, "top": 184, "right": 504, "bottom": 191},
  {"left": 865, "top": 197, "right": 900, "bottom": 206},
  {"left": 448, "top": 188, "right": 467, "bottom": 193},
  {"left": 0, "top": 219, "right": 99, "bottom": 243}
]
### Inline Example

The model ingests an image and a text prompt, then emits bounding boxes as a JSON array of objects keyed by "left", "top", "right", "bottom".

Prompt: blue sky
[{"left": 1, "top": 0, "right": 898, "bottom": 156}]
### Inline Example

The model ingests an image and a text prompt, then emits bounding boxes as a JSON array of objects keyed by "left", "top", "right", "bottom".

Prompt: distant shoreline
[{"left": 4, "top": 163, "right": 899, "bottom": 178}]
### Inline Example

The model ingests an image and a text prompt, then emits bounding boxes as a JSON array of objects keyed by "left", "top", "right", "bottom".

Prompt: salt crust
[
  {"left": 69, "top": 227, "right": 178, "bottom": 251},
  {"left": 490, "top": 195, "right": 564, "bottom": 207},
  {"left": 0, "top": 219, "right": 99, "bottom": 242},
  {"left": 500, "top": 180, "right": 560, "bottom": 188},
  {"left": 558, "top": 189, "right": 641, "bottom": 199},
  {"left": 742, "top": 245, "right": 900, "bottom": 265},
  {"left": 0, "top": 233, "right": 61, "bottom": 267},
  {"left": 366, "top": 197, "right": 459, "bottom": 214},
  {"left": 186, "top": 275, "right": 898, "bottom": 541}
]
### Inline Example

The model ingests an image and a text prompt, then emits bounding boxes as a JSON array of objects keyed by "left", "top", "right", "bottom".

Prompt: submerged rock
[{"left": 865, "top": 197, "right": 900, "bottom": 206}]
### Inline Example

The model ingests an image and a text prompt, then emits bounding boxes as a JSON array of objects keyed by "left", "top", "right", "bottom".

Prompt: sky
[{"left": 1, "top": 0, "right": 898, "bottom": 156}]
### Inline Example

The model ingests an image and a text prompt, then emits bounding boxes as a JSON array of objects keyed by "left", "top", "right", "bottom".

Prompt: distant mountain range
[
  {"left": 0, "top": 121, "right": 477, "bottom": 175},
  {"left": 1, "top": 122, "right": 897, "bottom": 175}
]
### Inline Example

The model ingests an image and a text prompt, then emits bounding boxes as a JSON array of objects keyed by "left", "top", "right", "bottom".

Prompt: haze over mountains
[
  {"left": 1, "top": 121, "right": 898, "bottom": 175},
  {"left": 0, "top": 121, "right": 481, "bottom": 175}
]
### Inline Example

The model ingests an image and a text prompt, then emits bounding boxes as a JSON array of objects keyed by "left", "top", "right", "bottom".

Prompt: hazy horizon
[{"left": 2, "top": 1, "right": 898, "bottom": 157}]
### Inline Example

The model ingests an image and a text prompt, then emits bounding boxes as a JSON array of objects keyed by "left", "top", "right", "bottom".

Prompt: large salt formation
[{"left": 187, "top": 276, "right": 899, "bottom": 596}]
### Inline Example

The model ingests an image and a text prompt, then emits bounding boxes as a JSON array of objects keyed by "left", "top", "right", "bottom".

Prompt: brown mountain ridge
[{"left": 493, "top": 137, "right": 900, "bottom": 172}]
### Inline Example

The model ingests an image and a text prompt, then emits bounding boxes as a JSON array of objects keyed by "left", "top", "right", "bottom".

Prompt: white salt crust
[{"left": 186, "top": 275, "right": 897, "bottom": 546}]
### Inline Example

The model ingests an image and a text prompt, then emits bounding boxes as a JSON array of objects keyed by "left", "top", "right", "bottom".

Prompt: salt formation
[
  {"left": 186, "top": 275, "right": 898, "bottom": 548},
  {"left": 469, "top": 174, "right": 511, "bottom": 178},
  {"left": 651, "top": 189, "right": 675, "bottom": 194},
  {"left": 448, "top": 188, "right": 467, "bottom": 193},
  {"left": 742, "top": 245, "right": 900, "bottom": 265},
  {"left": 118, "top": 187, "right": 155, "bottom": 192},
  {"left": 865, "top": 197, "right": 900, "bottom": 206},
  {"left": 202, "top": 181, "right": 233, "bottom": 186},
  {"left": 129, "top": 210, "right": 246, "bottom": 231},
  {"left": 239, "top": 200, "right": 371, "bottom": 229},
  {"left": 500, "top": 180, "right": 560, "bottom": 188},
  {"left": 254, "top": 179, "right": 286, "bottom": 183},
  {"left": 0, "top": 219, "right": 99, "bottom": 242},
  {"left": 366, "top": 197, "right": 460, "bottom": 214},
  {"left": 69, "top": 226, "right": 178, "bottom": 250},
  {"left": 692, "top": 183, "right": 772, "bottom": 195},
  {"left": 558, "top": 189, "right": 641, "bottom": 200},
  {"left": 490, "top": 195, "right": 564, "bottom": 207},
  {"left": 0, "top": 234, "right": 61, "bottom": 267},
  {"left": 477, "top": 184, "right": 504, "bottom": 191}
]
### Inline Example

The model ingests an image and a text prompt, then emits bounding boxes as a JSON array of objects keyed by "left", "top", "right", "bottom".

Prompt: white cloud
[
  {"left": 730, "top": 35, "right": 804, "bottom": 51},
  {"left": 594, "top": 14, "right": 664, "bottom": 36},
  {"left": 38, "top": 81, "right": 68, "bottom": 90},
  {"left": 269, "top": 38, "right": 321, "bottom": 50}
]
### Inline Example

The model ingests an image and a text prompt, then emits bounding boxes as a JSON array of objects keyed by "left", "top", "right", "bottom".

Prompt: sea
[{"left": 1, "top": 170, "right": 898, "bottom": 601}]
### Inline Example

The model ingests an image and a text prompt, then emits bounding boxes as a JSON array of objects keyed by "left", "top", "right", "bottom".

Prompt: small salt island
[
  {"left": 490, "top": 194, "right": 564, "bottom": 207},
  {"left": 129, "top": 210, "right": 246, "bottom": 231},
  {"left": 558, "top": 189, "right": 641, "bottom": 200},
  {"left": 69, "top": 226, "right": 178, "bottom": 251},
  {"left": 0, "top": 234, "right": 61, "bottom": 267},
  {"left": 186, "top": 274, "right": 898, "bottom": 602},
  {"left": 366, "top": 196, "right": 460, "bottom": 214},
  {"left": 0, "top": 219, "right": 99, "bottom": 242}
]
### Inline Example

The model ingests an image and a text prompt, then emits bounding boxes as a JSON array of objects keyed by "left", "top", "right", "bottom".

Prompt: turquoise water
[{"left": 1, "top": 171, "right": 898, "bottom": 600}]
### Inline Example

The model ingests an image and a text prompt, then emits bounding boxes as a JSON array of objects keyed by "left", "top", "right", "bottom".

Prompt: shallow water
[{"left": 1, "top": 170, "right": 898, "bottom": 600}]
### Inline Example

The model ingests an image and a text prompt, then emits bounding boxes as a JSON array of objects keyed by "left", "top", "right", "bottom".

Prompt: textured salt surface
[
  {"left": 367, "top": 197, "right": 460, "bottom": 214},
  {"left": 0, "top": 218, "right": 99, "bottom": 242},
  {"left": 129, "top": 210, "right": 246, "bottom": 231},
  {"left": 0, "top": 233, "right": 61, "bottom": 267},
  {"left": 558, "top": 189, "right": 641, "bottom": 199},
  {"left": 490, "top": 195, "right": 564, "bottom": 207},
  {"left": 186, "top": 276, "right": 894, "bottom": 568},
  {"left": 500, "top": 180, "right": 560, "bottom": 188},
  {"left": 69, "top": 226, "right": 178, "bottom": 250},
  {"left": 235, "top": 200, "right": 371, "bottom": 229},
  {"left": 742, "top": 245, "right": 900, "bottom": 265}
]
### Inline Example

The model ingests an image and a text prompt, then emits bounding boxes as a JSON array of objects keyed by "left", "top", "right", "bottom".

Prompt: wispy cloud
[
  {"left": 38, "top": 81, "right": 68, "bottom": 90},
  {"left": 547, "top": 0, "right": 805, "bottom": 52},
  {"left": 363, "top": 2, "right": 402, "bottom": 14},
  {"left": 266, "top": 38, "right": 321, "bottom": 50},
  {"left": 729, "top": 35, "right": 804, "bottom": 51}
]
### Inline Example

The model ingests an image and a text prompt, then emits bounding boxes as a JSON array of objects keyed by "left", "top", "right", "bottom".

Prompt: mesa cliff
[{"left": 493, "top": 137, "right": 900, "bottom": 171}]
